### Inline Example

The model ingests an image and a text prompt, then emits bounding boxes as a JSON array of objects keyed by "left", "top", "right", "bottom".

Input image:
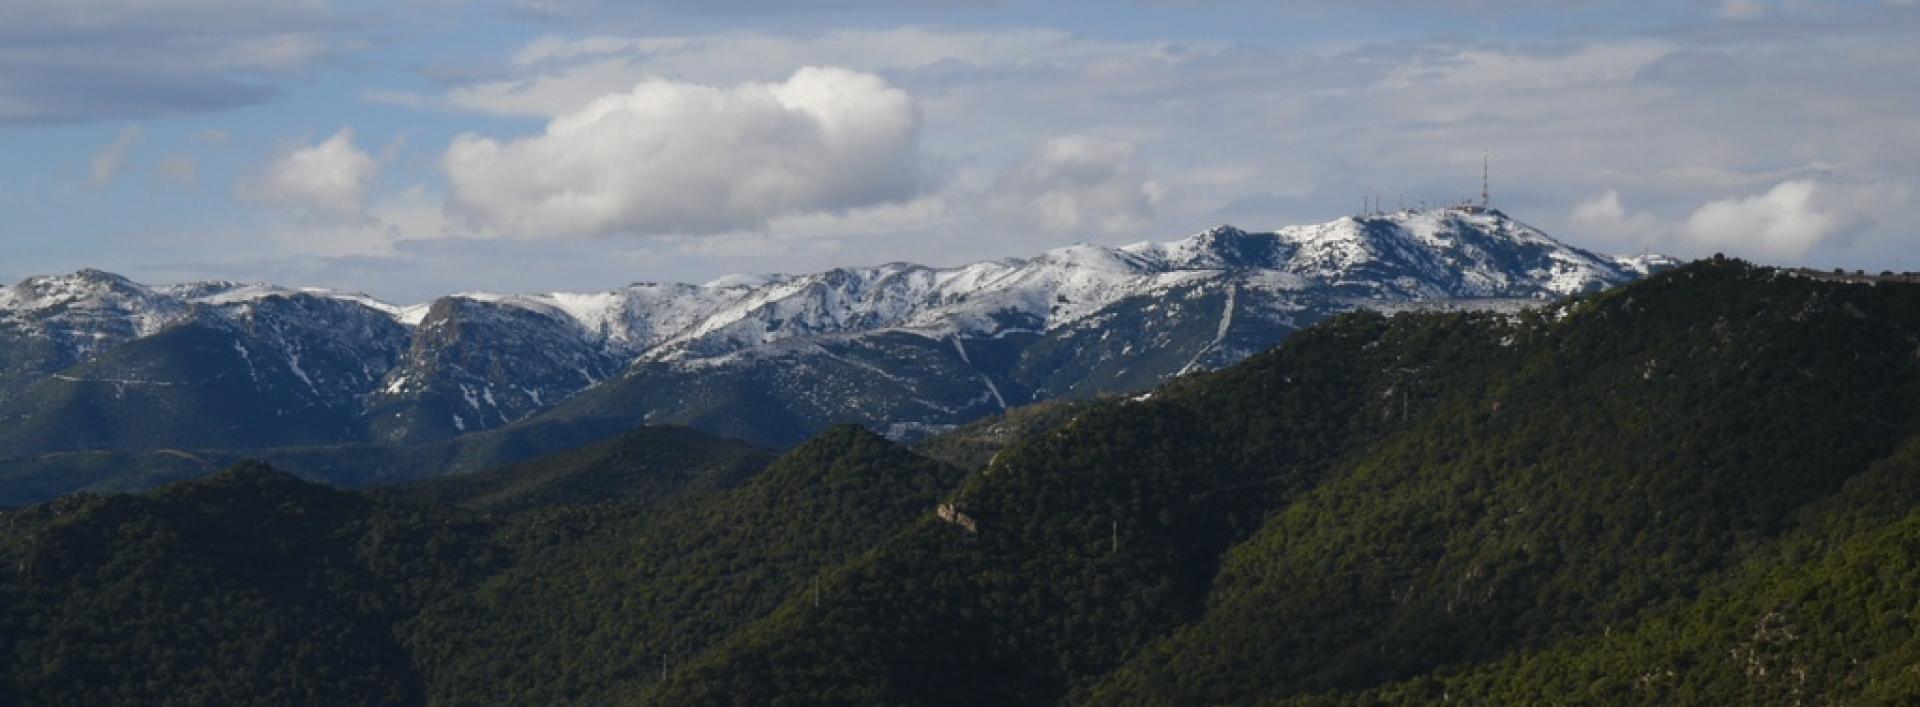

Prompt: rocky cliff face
[{"left": 369, "top": 296, "right": 625, "bottom": 444}]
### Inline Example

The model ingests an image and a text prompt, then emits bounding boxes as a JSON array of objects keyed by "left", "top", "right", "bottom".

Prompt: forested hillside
[
  {"left": 5, "top": 259, "right": 1919, "bottom": 706},
  {"left": 0, "top": 464, "right": 502, "bottom": 706},
  {"left": 642, "top": 259, "right": 1920, "bottom": 706},
  {"left": 402, "top": 426, "right": 967, "bottom": 706}
]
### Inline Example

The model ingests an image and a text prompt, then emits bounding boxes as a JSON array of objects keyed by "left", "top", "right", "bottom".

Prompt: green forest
[{"left": 5, "top": 258, "right": 1920, "bottom": 705}]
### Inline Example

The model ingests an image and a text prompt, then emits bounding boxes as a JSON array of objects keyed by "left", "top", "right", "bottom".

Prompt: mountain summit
[{"left": 0, "top": 209, "right": 1670, "bottom": 454}]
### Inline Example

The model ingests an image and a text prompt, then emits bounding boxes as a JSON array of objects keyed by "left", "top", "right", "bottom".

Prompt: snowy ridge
[
  {"left": 0, "top": 270, "right": 191, "bottom": 359},
  {"left": 632, "top": 208, "right": 1642, "bottom": 362},
  {"left": 1, "top": 208, "right": 1667, "bottom": 441},
  {"left": 5, "top": 208, "right": 1637, "bottom": 364}
]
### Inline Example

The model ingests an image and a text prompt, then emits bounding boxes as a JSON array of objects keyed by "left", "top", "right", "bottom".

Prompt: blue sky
[{"left": 2, "top": 0, "right": 1917, "bottom": 301}]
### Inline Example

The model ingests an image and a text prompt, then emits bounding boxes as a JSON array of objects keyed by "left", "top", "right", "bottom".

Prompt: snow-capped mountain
[
  {"left": 0, "top": 208, "right": 1675, "bottom": 454},
  {"left": 604, "top": 209, "right": 1648, "bottom": 360}
]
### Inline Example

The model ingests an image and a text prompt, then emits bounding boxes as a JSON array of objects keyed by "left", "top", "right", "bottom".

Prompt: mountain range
[
  {"left": 6, "top": 257, "right": 1918, "bottom": 706},
  {"left": 0, "top": 208, "right": 1672, "bottom": 498}
]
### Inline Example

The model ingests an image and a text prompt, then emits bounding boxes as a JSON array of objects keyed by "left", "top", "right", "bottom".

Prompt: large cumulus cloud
[{"left": 441, "top": 67, "right": 928, "bottom": 238}]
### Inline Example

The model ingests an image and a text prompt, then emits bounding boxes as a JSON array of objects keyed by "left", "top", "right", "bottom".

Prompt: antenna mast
[{"left": 1481, "top": 150, "right": 1490, "bottom": 208}]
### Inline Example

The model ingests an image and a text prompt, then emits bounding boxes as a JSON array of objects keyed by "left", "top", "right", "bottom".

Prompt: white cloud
[
  {"left": 988, "top": 135, "right": 1163, "bottom": 236},
  {"left": 1682, "top": 180, "right": 1833, "bottom": 259},
  {"left": 441, "top": 66, "right": 927, "bottom": 238},
  {"left": 238, "top": 127, "right": 379, "bottom": 224},
  {"left": 88, "top": 125, "right": 144, "bottom": 186},
  {"left": 1569, "top": 189, "right": 1663, "bottom": 244}
]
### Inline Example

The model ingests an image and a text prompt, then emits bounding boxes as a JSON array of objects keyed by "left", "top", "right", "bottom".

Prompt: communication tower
[{"left": 1481, "top": 151, "right": 1490, "bottom": 208}]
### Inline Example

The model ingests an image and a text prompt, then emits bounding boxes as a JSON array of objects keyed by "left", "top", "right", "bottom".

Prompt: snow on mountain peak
[
  {"left": 2, "top": 208, "right": 1661, "bottom": 404},
  {"left": 1, "top": 269, "right": 185, "bottom": 344},
  {"left": 6, "top": 269, "right": 155, "bottom": 309},
  {"left": 0, "top": 208, "right": 1676, "bottom": 445},
  {"left": 629, "top": 208, "right": 1655, "bottom": 360},
  {"left": 703, "top": 273, "right": 788, "bottom": 289}
]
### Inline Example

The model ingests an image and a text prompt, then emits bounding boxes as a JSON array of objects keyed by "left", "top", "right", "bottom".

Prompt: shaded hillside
[
  {"left": 1081, "top": 259, "right": 1920, "bottom": 705},
  {"left": 0, "top": 427, "right": 966, "bottom": 707},
  {"left": 383, "top": 425, "right": 775, "bottom": 515},
  {"left": 0, "top": 465, "right": 503, "bottom": 707},
  {"left": 0, "top": 323, "right": 369, "bottom": 456},
  {"left": 1307, "top": 437, "right": 1920, "bottom": 705},
  {"left": 242, "top": 416, "right": 651, "bottom": 489},
  {"left": 401, "top": 426, "right": 968, "bottom": 706},
  {"left": 911, "top": 398, "right": 1093, "bottom": 471},
  {"left": 637, "top": 300, "right": 1511, "bottom": 706}
]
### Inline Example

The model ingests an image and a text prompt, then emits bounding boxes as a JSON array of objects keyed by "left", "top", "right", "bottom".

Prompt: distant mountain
[
  {"left": 0, "top": 208, "right": 1672, "bottom": 457},
  {"left": 0, "top": 415, "right": 649, "bottom": 507}
]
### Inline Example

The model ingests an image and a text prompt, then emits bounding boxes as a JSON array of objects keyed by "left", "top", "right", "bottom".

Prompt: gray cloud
[
  {"left": 0, "top": 0, "right": 367, "bottom": 124},
  {"left": 0, "top": 65, "right": 279, "bottom": 125}
]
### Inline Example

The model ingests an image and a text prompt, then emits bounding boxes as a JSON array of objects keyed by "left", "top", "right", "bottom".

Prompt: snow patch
[
  {"left": 232, "top": 341, "right": 259, "bottom": 383},
  {"left": 951, "top": 335, "right": 1007, "bottom": 410}
]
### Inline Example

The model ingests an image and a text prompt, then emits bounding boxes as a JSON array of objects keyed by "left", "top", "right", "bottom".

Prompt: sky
[{"left": 2, "top": 0, "right": 1917, "bottom": 302}]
